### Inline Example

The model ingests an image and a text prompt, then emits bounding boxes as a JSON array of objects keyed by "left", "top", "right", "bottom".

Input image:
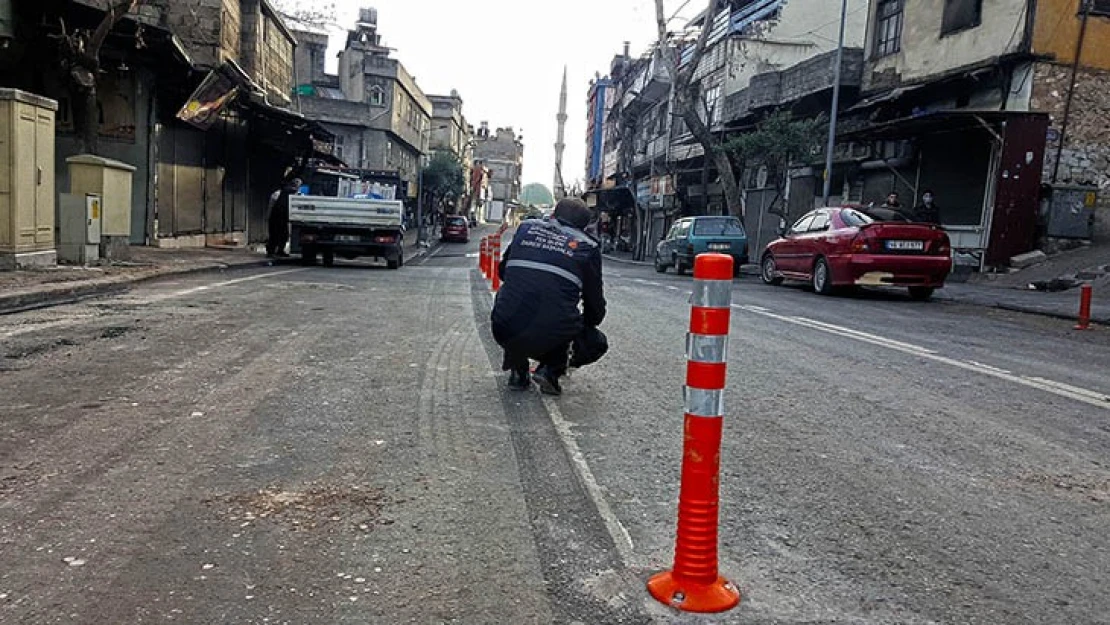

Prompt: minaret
[{"left": 553, "top": 66, "right": 568, "bottom": 200}]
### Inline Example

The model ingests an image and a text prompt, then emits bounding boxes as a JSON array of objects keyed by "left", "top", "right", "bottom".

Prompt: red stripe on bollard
[
  {"left": 491, "top": 234, "right": 502, "bottom": 293},
  {"left": 686, "top": 361, "right": 727, "bottom": 390},
  {"left": 1076, "top": 283, "right": 1093, "bottom": 330},
  {"left": 689, "top": 307, "right": 731, "bottom": 336},
  {"left": 479, "top": 238, "right": 488, "bottom": 278},
  {"left": 648, "top": 253, "right": 740, "bottom": 614}
]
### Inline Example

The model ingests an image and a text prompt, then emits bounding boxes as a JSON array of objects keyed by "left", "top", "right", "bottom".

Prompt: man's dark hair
[{"left": 552, "top": 198, "right": 591, "bottom": 229}]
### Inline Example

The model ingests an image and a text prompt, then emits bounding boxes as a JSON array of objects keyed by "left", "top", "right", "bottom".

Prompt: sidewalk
[
  {"left": 0, "top": 236, "right": 435, "bottom": 315},
  {"left": 602, "top": 249, "right": 1109, "bottom": 325}
]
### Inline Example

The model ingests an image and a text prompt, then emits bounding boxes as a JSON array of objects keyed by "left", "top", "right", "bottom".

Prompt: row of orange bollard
[{"left": 478, "top": 232, "right": 501, "bottom": 293}]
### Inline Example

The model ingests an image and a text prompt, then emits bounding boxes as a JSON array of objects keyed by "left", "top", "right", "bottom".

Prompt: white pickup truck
[{"left": 288, "top": 196, "right": 406, "bottom": 268}]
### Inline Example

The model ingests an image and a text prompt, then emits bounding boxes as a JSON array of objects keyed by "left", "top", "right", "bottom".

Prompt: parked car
[
  {"left": 655, "top": 216, "right": 748, "bottom": 276},
  {"left": 441, "top": 215, "right": 469, "bottom": 243},
  {"left": 759, "top": 207, "right": 951, "bottom": 300}
]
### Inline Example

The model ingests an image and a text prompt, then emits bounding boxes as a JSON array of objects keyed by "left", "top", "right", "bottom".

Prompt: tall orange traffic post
[
  {"left": 479, "top": 237, "right": 489, "bottom": 279},
  {"left": 491, "top": 233, "right": 502, "bottom": 293},
  {"left": 648, "top": 253, "right": 740, "bottom": 614},
  {"left": 1076, "top": 283, "right": 1093, "bottom": 330}
]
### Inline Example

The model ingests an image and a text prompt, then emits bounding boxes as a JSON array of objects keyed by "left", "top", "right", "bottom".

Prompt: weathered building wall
[
  {"left": 863, "top": 0, "right": 1027, "bottom": 91},
  {"left": 1033, "top": 0, "right": 1110, "bottom": 70},
  {"left": 1033, "top": 62, "right": 1110, "bottom": 237},
  {"left": 722, "top": 0, "right": 869, "bottom": 98}
]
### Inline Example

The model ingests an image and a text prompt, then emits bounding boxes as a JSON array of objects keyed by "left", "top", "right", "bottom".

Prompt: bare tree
[
  {"left": 271, "top": 0, "right": 339, "bottom": 30},
  {"left": 653, "top": 0, "right": 744, "bottom": 221},
  {"left": 57, "top": 0, "right": 148, "bottom": 154}
]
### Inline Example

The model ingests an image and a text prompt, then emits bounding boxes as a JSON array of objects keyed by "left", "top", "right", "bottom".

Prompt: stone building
[
  {"left": 294, "top": 8, "right": 432, "bottom": 203},
  {"left": 0, "top": 0, "right": 324, "bottom": 250},
  {"left": 844, "top": 0, "right": 1110, "bottom": 267},
  {"left": 472, "top": 122, "right": 523, "bottom": 222}
]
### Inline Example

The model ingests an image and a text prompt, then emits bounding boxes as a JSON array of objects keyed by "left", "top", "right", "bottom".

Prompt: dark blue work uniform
[{"left": 491, "top": 219, "right": 606, "bottom": 376}]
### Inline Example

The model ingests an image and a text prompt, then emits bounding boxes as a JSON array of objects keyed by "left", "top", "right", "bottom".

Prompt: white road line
[
  {"left": 2, "top": 318, "right": 90, "bottom": 339},
  {"left": 419, "top": 244, "right": 446, "bottom": 264},
  {"left": 483, "top": 286, "right": 634, "bottom": 564},
  {"left": 792, "top": 316, "right": 937, "bottom": 355},
  {"left": 541, "top": 395, "right": 636, "bottom": 565},
  {"left": 465, "top": 252, "right": 479, "bottom": 258},
  {"left": 734, "top": 304, "right": 1110, "bottom": 410},
  {"left": 666, "top": 286, "right": 681, "bottom": 291},
  {"left": 149, "top": 268, "right": 308, "bottom": 302},
  {"left": 966, "top": 360, "right": 1012, "bottom": 375}
]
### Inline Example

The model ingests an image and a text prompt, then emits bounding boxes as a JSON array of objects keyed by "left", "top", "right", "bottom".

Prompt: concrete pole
[{"left": 822, "top": 0, "right": 849, "bottom": 206}]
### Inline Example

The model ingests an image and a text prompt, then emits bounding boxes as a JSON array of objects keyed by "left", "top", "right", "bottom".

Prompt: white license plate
[
  {"left": 708, "top": 243, "right": 731, "bottom": 251},
  {"left": 886, "top": 240, "right": 924, "bottom": 251},
  {"left": 335, "top": 235, "right": 360, "bottom": 243}
]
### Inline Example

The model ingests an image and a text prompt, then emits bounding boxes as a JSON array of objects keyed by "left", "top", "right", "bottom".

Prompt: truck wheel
[
  {"left": 301, "top": 247, "right": 317, "bottom": 265},
  {"left": 322, "top": 251, "right": 335, "bottom": 267},
  {"left": 396, "top": 245, "right": 405, "bottom": 267},
  {"left": 387, "top": 257, "right": 400, "bottom": 270}
]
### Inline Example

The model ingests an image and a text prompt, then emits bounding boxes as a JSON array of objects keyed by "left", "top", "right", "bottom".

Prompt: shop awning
[{"left": 839, "top": 110, "right": 1049, "bottom": 142}]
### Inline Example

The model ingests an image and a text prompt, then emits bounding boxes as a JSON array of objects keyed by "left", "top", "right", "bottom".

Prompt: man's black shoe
[
  {"left": 532, "top": 367, "right": 562, "bottom": 396},
  {"left": 508, "top": 369, "right": 531, "bottom": 390}
]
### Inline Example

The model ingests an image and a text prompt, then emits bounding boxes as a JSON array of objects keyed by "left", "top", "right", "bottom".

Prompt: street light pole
[{"left": 822, "top": 0, "right": 849, "bottom": 206}]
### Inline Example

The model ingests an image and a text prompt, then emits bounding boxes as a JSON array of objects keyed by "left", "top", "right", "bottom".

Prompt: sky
[{"left": 315, "top": 0, "right": 704, "bottom": 190}]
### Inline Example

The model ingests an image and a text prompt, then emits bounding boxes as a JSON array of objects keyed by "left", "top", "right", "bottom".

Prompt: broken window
[
  {"left": 941, "top": 0, "right": 983, "bottom": 35},
  {"left": 874, "top": 0, "right": 903, "bottom": 58}
]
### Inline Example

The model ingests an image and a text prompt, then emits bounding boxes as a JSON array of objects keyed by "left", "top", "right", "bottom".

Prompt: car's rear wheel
[
  {"left": 675, "top": 255, "right": 687, "bottom": 275},
  {"left": 761, "top": 254, "right": 782, "bottom": 285},
  {"left": 654, "top": 253, "right": 667, "bottom": 273},
  {"left": 908, "top": 286, "right": 935, "bottom": 301},
  {"left": 301, "top": 246, "right": 317, "bottom": 266},
  {"left": 813, "top": 257, "right": 834, "bottom": 295},
  {"left": 322, "top": 251, "right": 335, "bottom": 267}
]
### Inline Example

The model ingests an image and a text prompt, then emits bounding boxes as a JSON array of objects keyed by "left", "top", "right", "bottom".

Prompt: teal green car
[{"left": 654, "top": 216, "right": 748, "bottom": 276}]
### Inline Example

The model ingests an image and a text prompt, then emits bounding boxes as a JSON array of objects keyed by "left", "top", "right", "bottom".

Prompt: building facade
[
  {"left": 1, "top": 0, "right": 323, "bottom": 251},
  {"left": 294, "top": 8, "right": 432, "bottom": 205},
  {"left": 472, "top": 122, "right": 523, "bottom": 222},
  {"left": 584, "top": 76, "right": 612, "bottom": 189}
]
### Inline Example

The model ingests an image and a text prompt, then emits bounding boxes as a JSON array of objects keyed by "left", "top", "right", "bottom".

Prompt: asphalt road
[{"left": 2, "top": 233, "right": 1109, "bottom": 624}]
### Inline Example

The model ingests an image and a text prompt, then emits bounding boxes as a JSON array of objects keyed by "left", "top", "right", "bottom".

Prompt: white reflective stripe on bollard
[
  {"left": 690, "top": 279, "right": 733, "bottom": 309},
  {"left": 686, "top": 333, "right": 729, "bottom": 364},
  {"left": 683, "top": 387, "right": 725, "bottom": 418}
]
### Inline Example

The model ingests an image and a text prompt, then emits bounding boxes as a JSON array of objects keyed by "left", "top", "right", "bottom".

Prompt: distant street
[{"left": 2, "top": 236, "right": 1109, "bottom": 624}]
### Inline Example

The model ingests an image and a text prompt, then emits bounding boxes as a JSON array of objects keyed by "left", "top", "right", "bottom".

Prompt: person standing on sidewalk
[
  {"left": 491, "top": 198, "right": 606, "bottom": 395},
  {"left": 267, "top": 177, "right": 300, "bottom": 258}
]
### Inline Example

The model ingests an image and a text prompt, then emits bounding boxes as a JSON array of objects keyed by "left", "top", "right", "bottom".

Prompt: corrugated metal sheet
[{"left": 680, "top": 0, "right": 785, "bottom": 66}]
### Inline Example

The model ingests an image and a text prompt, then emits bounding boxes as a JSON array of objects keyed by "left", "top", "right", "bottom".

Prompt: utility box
[
  {"left": 58, "top": 193, "right": 101, "bottom": 265},
  {"left": 0, "top": 88, "right": 57, "bottom": 270},
  {"left": 1046, "top": 184, "right": 1098, "bottom": 239},
  {"left": 66, "top": 154, "right": 136, "bottom": 261}
]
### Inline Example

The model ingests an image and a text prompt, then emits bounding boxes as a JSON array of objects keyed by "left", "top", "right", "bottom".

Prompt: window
[
  {"left": 942, "top": 0, "right": 982, "bottom": 35},
  {"left": 334, "top": 135, "right": 344, "bottom": 160},
  {"left": 808, "top": 212, "right": 831, "bottom": 232},
  {"left": 1086, "top": 0, "right": 1110, "bottom": 16},
  {"left": 874, "top": 0, "right": 904, "bottom": 58},
  {"left": 703, "top": 85, "right": 721, "bottom": 125},
  {"left": 369, "top": 85, "right": 385, "bottom": 107},
  {"left": 790, "top": 214, "right": 816, "bottom": 234},
  {"left": 692, "top": 217, "right": 745, "bottom": 236},
  {"left": 840, "top": 209, "right": 874, "bottom": 228}
]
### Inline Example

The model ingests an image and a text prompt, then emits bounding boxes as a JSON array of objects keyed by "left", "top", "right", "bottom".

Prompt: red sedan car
[
  {"left": 760, "top": 207, "right": 951, "bottom": 300},
  {"left": 440, "top": 215, "right": 469, "bottom": 243}
]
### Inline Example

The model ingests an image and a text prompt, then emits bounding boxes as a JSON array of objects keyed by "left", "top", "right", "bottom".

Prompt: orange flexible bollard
[
  {"left": 648, "top": 253, "right": 740, "bottom": 614},
  {"left": 491, "top": 233, "right": 502, "bottom": 293},
  {"left": 1076, "top": 283, "right": 1093, "bottom": 330},
  {"left": 480, "top": 237, "right": 489, "bottom": 279}
]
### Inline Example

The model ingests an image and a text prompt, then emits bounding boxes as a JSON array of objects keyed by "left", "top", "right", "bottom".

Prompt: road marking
[
  {"left": 966, "top": 360, "right": 1011, "bottom": 375},
  {"left": 666, "top": 286, "right": 680, "bottom": 291},
  {"left": 482, "top": 285, "right": 634, "bottom": 564},
  {"left": 541, "top": 395, "right": 636, "bottom": 565},
  {"left": 418, "top": 243, "right": 446, "bottom": 264},
  {"left": 734, "top": 304, "right": 1110, "bottom": 410},
  {"left": 465, "top": 252, "right": 479, "bottom": 258},
  {"left": 149, "top": 268, "right": 308, "bottom": 301},
  {"left": 2, "top": 318, "right": 91, "bottom": 339}
]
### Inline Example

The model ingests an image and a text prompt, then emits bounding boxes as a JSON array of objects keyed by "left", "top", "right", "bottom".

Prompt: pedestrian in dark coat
[
  {"left": 267, "top": 177, "right": 300, "bottom": 257},
  {"left": 912, "top": 189, "right": 941, "bottom": 224},
  {"left": 491, "top": 197, "right": 606, "bottom": 395}
]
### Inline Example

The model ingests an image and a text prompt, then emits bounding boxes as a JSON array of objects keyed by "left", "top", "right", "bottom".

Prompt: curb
[
  {"left": 0, "top": 259, "right": 273, "bottom": 316},
  {"left": 602, "top": 254, "right": 654, "bottom": 267}
]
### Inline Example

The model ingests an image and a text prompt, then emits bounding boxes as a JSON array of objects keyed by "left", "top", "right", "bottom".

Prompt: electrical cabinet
[{"left": 0, "top": 88, "right": 57, "bottom": 269}]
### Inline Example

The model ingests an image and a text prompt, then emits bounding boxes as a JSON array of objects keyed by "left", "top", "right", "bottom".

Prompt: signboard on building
[{"left": 177, "top": 66, "right": 241, "bottom": 130}]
